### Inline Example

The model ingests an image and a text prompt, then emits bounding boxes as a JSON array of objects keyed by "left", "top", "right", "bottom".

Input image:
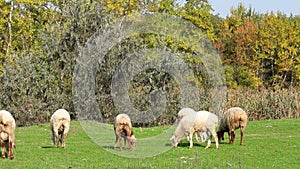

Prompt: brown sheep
[
  {"left": 50, "top": 109, "right": 71, "bottom": 148},
  {"left": 0, "top": 110, "right": 16, "bottom": 160},
  {"left": 114, "top": 114, "right": 136, "bottom": 151},
  {"left": 217, "top": 107, "right": 248, "bottom": 145}
]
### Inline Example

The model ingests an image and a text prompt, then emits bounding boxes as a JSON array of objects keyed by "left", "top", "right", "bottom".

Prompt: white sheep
[
  {"left": 171, "top": 111, "right": 219, "bottom": 149},
  {"left": 50, "top": 109, "right": 71, "bottom": 148},
  {"left": 0, "top": 110, "right": 16, "bottom": 160},
  {"left": 177, "top": 107, "right": 204, "bottom": 142},
  {"left": 217, "top": 107, "right": 248, "bottom": 145},
  {"left": 114, "top": 114, "right": 136, "bottom": 151}
]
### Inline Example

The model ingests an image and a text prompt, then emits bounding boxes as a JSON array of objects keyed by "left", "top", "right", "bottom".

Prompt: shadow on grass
[
  {"left": 102, "top": 145, "right": 115, "bottom": 150},
  {"left": 177, "top": 142, "right": 206, "bottom": 148},
  {"left": 40, "top": 146, "right": 55, "bottom": 149},
  {"left": 102, "top": 145, "right": 140, "bottom": 151},
  {"left": 175, "top": 141, "right": 222, "bottom": 148},
  {"left": 218, "top": 142, "right": 230, "bottom": 145},
  {"left": 165, "top": 143, "right": 172, "bottom": 147}
]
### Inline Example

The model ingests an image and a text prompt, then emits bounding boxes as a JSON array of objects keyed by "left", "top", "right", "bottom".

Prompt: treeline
[
  {"left": 0, "top": 0, "right": 299, "bottom": 126},
  {"left": 214, "top": 4, "right": 300, "bottom": 88}
]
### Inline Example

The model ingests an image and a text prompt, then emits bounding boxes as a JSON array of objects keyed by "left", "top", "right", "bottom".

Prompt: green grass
[{"left": 1, "top": 119, "right": 300, "bottom": 169}]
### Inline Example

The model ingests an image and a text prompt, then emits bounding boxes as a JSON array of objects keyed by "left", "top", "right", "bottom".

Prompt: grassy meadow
[{"left": 1, "top": 119, "right": 300, "bottom": 169}]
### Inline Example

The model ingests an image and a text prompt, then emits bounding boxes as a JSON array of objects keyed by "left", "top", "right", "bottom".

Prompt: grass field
[{"left": 1, "top": 119, "right": 300, "bottom": 169}]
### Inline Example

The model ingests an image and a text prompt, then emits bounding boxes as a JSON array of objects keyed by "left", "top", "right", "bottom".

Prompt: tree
[
  {"left": 258, "top": 12, "right": 299, "bottom": 87},
  {"left": 179, "top": 0, "right": 215, "bottom": 41},
  {"left": 234, "top": 18, "right": 261, "bottom": 87},
  {"left": 214, "top": 4, "right": 261, "bottom": 87},
  {"left": 103, "top": 0, "right": 143, "bottom": 16}
]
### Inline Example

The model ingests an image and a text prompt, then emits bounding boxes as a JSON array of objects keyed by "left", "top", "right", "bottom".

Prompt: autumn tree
[
  {"left": 258, "top": 12, "right": 300, "bottom": 87},
  {"left": 234, "top": 18, "right": 261, "bottom": 87},
  {"left": 215, "top": 4, "right": 261, "bottom": 87}
]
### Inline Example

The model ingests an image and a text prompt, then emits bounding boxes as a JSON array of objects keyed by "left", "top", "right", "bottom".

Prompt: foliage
[
  {"left": 1, "top": 1, "right": 300, "bottom": 126},
  {"left": 179, "top": 0, "right": 216, "bottom": 41},
  {"left": 215, "top": 3, "right": 300, "bottom": 88},
  {"left": 0, "top": 0, "right": 109, "bottom": 126}
]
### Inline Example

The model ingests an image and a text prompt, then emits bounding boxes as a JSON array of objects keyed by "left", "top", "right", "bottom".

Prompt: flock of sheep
[
  {"left": 114, "top": 107, "right": 248, "bottom": 151},
  {"left": 170, "top": 107, "right": 248, "bottom": 149},
  {"left": 0, "top": 105, "right": 248, "bottom": 159}
]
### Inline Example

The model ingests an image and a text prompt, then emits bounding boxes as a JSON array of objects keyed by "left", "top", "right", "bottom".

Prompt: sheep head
[
  {"left": 127, "top": 131, "right": 136, "bottom": 149},
  {"left": 170, "top": 135, "right": 179, "bottom": 147},
  {"left": 128, "top": 136, "right": 136, "bottom": 149}
]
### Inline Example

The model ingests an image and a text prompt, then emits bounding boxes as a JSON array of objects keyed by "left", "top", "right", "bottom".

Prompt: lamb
[
  {"left": 217, "top": 107, "right": 248, "bottom": 145},
  {"left": 114, "top": 114, "right": 136, "bottom": 151},
  {"left": 0, "top": 110, "right": 16, "bottom": 160},
  {"left": 170, "top": 111, "right": 219, "bottom": 149},
  {"left": 50, "top": 109, "right": 71, "bottom": 148}
]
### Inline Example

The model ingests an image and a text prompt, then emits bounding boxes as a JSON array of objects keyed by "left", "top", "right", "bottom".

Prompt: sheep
[
  {"left": 113, "top": 114, "right": 136, "bottom": 151},
  {"left": 170, "top": 111, "right": 219, "bottom": 149},
  {"left": 0, "top": 110, "right": 16, "bottom": 160},
  {"left": 50, "top": 109, "right": 71, "bottom": 148},
  {"left": 217, "top": 107, "right": 248, "bottom": 145},
  {"left": 177, "top": 107, "right": 202, "bottom": 142}
]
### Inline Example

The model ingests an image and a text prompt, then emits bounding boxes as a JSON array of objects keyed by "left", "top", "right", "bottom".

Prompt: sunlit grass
[{"left": 1, "top": 119, "right": 299, "bottom": 168}]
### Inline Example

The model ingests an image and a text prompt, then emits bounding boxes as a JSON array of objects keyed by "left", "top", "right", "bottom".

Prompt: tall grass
[{"left": 227, "top": 88, "right": 300, "bottom": 120}]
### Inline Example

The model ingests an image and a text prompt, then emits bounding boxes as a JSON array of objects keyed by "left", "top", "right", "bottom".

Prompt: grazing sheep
[
  {"left": 177, "top": 107, "right": 201, "bottom": 142},
  {"left": 0, "top": 110, "right": 16, "bottom": 160},
  {"left": 114, "top": 114, "right": 136, "bottom": 151},
  {"left": 171, "top": 111, "right": 219, "bottom": 149},
  {"left": 50, "top": 109, "right": 71, "bottom": 148},
  {"left": 217, "top": 107, "right": 248, "bottom": 145}
]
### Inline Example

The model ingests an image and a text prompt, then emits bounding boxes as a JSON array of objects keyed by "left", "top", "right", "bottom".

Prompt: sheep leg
[
  {"left": 188, "top": 133, "right": 193, "bottom": 149},
  {"left": 1, "top": 141, "right": 5, "bottom": 158},
  {"left": 186, "top": 136, "right": 190, "bottom": 141},
  {"left": 213, "top": 133, "right": 219, "bottom": 149},
  {"left": 230, "top": 131, "right": 236, "bottom": 144},
  {"left": 8, "top": 140, "right": 14, "bottom": 160},
  {"left": 62, "top": 126, "right": 69, "bottom": 148},
  {"left": 124, "top": 136, "right": 127, "bottom": 150},
  {"left": 228, "top": 131, "right": 231, "bottom": 144},
  {"left": 119, "top": 136, "right": 123, "bottom": 151},
  {"left": 53, "top": 131, "right": 59, "bottom": 148},
  {"left": 61, "top": 133, "right": 67, "bottom": 148},
  {"left": 240, "top": 126, "right": 244, "bottom": 145},
  {"left": 195, "top": 132, "right": 200, "bottom": 142},
  {"left": 114, "top": 134, "right": 119, "bottom": 149},
  {"left": 205, "top": 135, "right": 212, "bottom": 149}
]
